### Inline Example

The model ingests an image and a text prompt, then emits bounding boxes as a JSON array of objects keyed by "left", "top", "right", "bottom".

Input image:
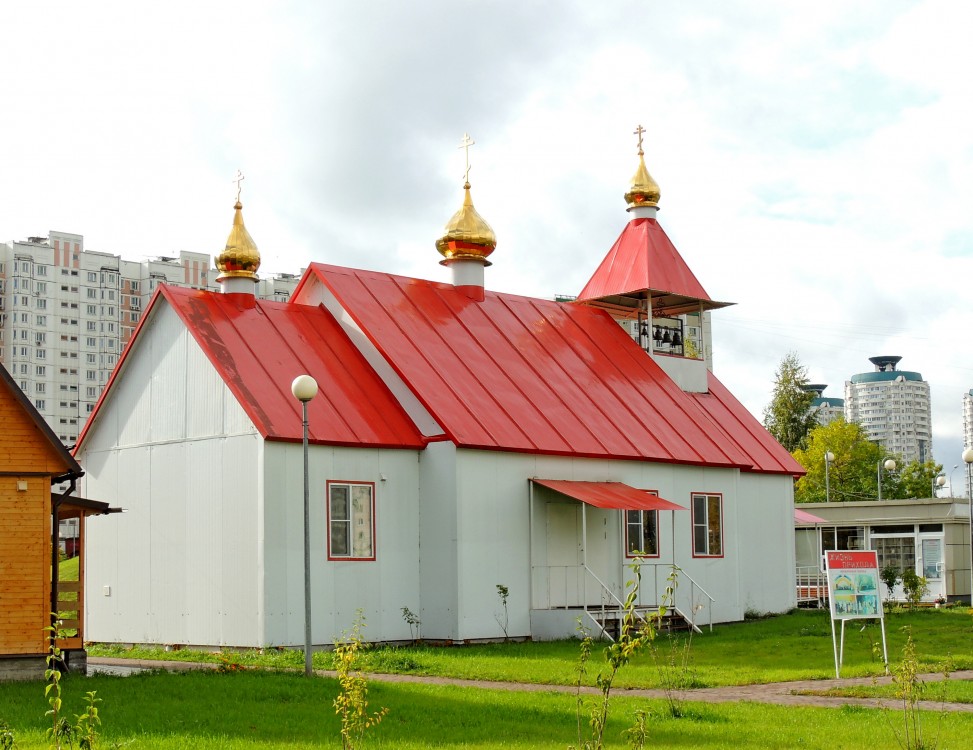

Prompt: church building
[{"left": 75, "top": 132, "right": 803, "bottom": 648}]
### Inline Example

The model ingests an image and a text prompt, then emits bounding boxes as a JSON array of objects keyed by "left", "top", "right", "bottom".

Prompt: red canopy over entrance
[{"left": 530, "top": 479, "right": 686, "bottom": 512}]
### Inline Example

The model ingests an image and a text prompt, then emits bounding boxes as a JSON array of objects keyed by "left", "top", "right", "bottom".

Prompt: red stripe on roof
[
  {"left": 531, "top": 479, "right": 687, "bottom": 511},
  {"left": 577, "top": 218, "right": 713, "bottom": 301}
]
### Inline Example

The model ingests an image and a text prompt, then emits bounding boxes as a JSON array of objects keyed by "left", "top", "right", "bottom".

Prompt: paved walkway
[{"left": 87, "top": 657, "right": 973, "bottom": 713}]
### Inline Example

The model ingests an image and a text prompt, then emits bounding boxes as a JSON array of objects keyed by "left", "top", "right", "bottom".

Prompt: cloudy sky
[{"left": 2, "top": 2, "right": 972, "bottom": 483}]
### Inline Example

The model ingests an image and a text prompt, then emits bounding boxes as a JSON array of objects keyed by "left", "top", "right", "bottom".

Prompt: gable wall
[
  {"left": 81, "top": 304, "right": 255, "bottom": 453},
  {"left": 0, "top": 385, "right": 70, "bottom": 474},
  {"left": 79, "top": 304, "right": 263, "bottom": 647}
]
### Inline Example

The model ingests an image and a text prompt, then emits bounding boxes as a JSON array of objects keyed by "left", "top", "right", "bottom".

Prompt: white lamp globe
[{"left": 291, "top": 374, "right": 318, "bottom": 403}]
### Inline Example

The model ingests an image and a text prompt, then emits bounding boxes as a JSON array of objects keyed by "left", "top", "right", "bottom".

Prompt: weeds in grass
[
  {"left": 622, "top": 710, "right": 648, "bottom": 749},
  {"left": 216, "top": 651, "right": 246, "bottom": 674},
  {"left": 885, "top": 629, "right": 950, "bottom": 750},
  {"left": 0, "top": 719, "right": 14, "bottom": 749},
  {"left": 400, "top": 607, "right": 421, "bottom": 642},
  {"left": 333, "top": 610, "right": 388, "bottom": 750},
  {"left": 649, "top": 570, "right": 701, "bottom": 717},
  {"left": 74, "top": 692, "right": 102, "bottom": 750},
  {"left": 42, "top": 620, "right": 110, "bottom": 750},
  {"left": 572, "top": 560, "right": 656, "bottom": 750},
  {"left": 44, "top": 623, "right": 74, "bottom": 749},
  {"left": 495, "top": 585, "right": 510, "bottom": 641}
]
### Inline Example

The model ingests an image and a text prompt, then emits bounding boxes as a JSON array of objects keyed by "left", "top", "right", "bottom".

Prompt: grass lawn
[
  {"left": 2, "top": 669, "right": 973, "bottom": 749},
  {"left": 799, "top": 678, "right": 973, "bottom": 704},
  {"left": 89, "top": 607, "right": 973, "bottom": 688}
]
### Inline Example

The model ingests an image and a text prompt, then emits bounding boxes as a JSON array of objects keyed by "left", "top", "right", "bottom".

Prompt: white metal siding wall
[
  {"left": 417, "top": 441, "right": 460, "bottom": 641},
  {"left": 262, "top": 442, "right": 422, "bottom": 646},
  {"left": 452, "top": 450, "right": 795, "bottom": 637},
  {"left": 734, "top": 473, "right": 797, "bottom": 616},
  {"left": 80, "top": 303, "right": 262, "bottom": 646}
]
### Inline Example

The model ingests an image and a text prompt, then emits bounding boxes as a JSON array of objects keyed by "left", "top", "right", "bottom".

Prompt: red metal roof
[
  {"left": 689, "top": 373, "right": 805, "bottom": 476},
  {"left": 577, "top": 217, "right": 717, "bottom": 305},
  {"left": 531, "top": 479, "right": 686, "bottom": 511},
  {"left": 795, "top": 508, "right": 828, "bottom": 524},
  {"left": 299, "top": 264, "right": 789, "bottom": 472},
  {"left": 76, "top": 287, "right": 425, "bottom": 450}
]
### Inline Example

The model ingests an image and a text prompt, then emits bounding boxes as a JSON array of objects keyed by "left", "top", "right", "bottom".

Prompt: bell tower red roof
[{"left": 576, "top": 217, "right": 732, "bottom": 317}]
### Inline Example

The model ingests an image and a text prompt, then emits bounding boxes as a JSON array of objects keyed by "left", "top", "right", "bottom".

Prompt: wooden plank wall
[
  {"left": 0, "top": 478, "right": 50, "bottom": 655},
  {"left": 0, "top": 385, "right": 70, "bottom": 474},
  {"left": 0, "top": 381, "right": 71, "bottom": 656}
]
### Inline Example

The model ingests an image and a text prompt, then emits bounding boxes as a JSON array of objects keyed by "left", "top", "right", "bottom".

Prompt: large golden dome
[
  {"left": 216, "top": 200, "right": 261, "bottom": 281},
  {"left": 435, "top": 182, "right": 497, "bottom": 266},
  {"left": 624, "top": 153, "right": 661, "bottom": 209}
]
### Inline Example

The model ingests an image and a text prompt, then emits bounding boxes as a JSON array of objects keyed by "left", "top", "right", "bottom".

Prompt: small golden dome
[
  {"left": 624, "top": 152, "right": 661, "bottom": 209},
  {"left": 216, "top": 200, "right": 261, "bottom": 282},
  {"left": 435, "top": 182, "right": 497, "bottom": 266}
]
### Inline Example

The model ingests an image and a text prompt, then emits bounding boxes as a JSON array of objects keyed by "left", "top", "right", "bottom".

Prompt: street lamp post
[
  {"left": 934, "top": 474, "right": 946, "bottom": 497},
  {"left": 291, "top": 374, "right": 318, "bottom": 678},
  {"left": 950, "top": 464, "right": 961, "bottom": 497},
  {"left": 877, "top": 459, "right": 896, "bottom": 501},
  {"left": 824, "top": 451, "right": 835, "bottom": 502}
]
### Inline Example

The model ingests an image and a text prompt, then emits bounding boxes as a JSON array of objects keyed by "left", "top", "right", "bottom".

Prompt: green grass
[
  {"left": 799, "top": 678, "right": 973, "bottom": 704},
  {"left": 88, "top": 607, "right": 973, "bottom": 688},
  {"left": 58, "top": 555, "right": 80, "bottom": 581},
  {"left": 2, "top": 669, "right": 972, "bottom": 749}
]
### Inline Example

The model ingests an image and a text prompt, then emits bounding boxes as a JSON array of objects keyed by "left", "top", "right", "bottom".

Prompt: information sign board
[
  {"left": 825, "top": 550, "right": 883, "bottom": 620},
  {"left": 824, "top": 550, "right": 888, "bottom": 677}
]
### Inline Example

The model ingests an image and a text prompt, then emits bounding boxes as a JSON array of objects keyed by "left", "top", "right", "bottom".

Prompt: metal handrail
[
  {"left": 531, "top": 563, "right": 715, "bottom": 635},
  {"left": 632, "top": 563, "right": 716, "bottom": 632}
]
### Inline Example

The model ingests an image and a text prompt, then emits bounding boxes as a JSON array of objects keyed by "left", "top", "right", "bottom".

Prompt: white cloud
[{"left": 1, "top": 1, "right": 971, "bottom": 466}]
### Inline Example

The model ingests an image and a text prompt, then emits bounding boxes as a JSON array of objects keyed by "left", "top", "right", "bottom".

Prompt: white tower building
[
  {"left": 802, "top": 383, "right": 844, "bottom": 426},
  {"left": 844, "top": 356, "right": 932, "bottom": 465}
]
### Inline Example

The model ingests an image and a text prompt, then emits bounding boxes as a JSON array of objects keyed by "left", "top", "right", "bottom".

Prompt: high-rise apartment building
[
  {"left": 844, "top": 355, "right": 932, "bottom": 465},
  {"left": 0, "top": 231, "right": 298, "bottom": 445},
  {"left": 802, "top": 383, "right": 844, "bottom": 425}
]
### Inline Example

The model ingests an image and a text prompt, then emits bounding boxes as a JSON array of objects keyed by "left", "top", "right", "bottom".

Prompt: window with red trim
[
  {"left": 327, "top": 482, "right": 375, "bottom": 560},
  {"left": 692, "top": 493, "right": 723, "bottom": 557},
  {"left": 625, "top": 509, "right": 659, "bottom": 557}
]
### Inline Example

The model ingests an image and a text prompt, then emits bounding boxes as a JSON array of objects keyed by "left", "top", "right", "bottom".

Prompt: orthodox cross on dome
[
  {"left": 633, "top": 124, "right": 645, "bottom": 156},
  {"left": 233, "top": 170, "right": 245, "bottom": 203},
  {"left": 458, "top": 133, "right": 475, "bottom": 184}
]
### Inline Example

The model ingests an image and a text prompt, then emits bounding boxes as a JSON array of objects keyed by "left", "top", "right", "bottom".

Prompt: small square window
[{"left": 327, "top": 482, "right": 375, "bottom": 560}]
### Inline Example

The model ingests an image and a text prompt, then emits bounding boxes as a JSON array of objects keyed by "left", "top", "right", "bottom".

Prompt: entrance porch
[{"left": 528, "top": 479, "right": 713, "bottom": 640}]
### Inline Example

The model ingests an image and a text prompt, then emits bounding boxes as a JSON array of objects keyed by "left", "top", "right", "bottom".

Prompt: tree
[
  {"left": 793, "top": 418, "right": 893, "bottom": 503},
  {"left": 763, "top": 352, "right": 818, "bottom": 452},
  {"left": 895, "top": 460, "right": 944, "bottom": 499}
]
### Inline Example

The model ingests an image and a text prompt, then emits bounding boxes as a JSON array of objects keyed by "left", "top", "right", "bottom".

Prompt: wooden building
[{"left": 0, "top": 363, "right": 117, "bottom": 680}]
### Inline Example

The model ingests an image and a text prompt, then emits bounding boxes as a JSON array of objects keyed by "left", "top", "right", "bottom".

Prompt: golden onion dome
[
  {"left": 624, "top": 152, "right": 661, "bottom": 209},
  {"left": 216, "top": 199, "right": 261, "bottom": 281},
  {"left": 435, "top": 182, "right": 496, "bottom": 265}
]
